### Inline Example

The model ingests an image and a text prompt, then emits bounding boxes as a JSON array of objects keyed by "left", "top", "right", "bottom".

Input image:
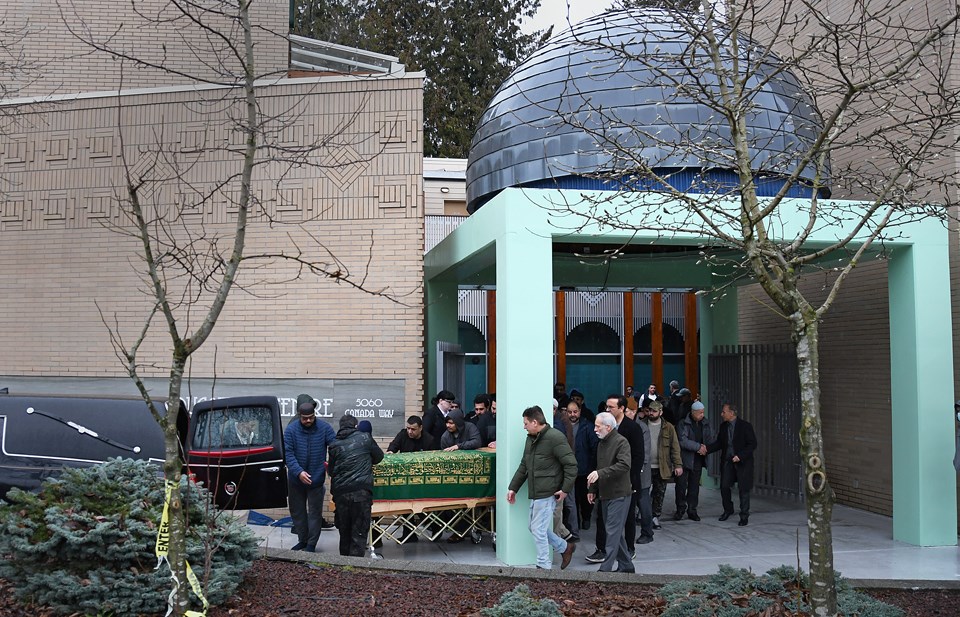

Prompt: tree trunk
[
  {"left": 164, "top": 360, "right": 189, "bottom": 617},
  {"left": 793, "top": 315, "right": 837, "bottom": 615}
]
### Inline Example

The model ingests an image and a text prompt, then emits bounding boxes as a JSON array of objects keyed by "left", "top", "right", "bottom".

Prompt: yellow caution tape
[{"left": 156, "top": 480, "right": 209, "bottom": 617}]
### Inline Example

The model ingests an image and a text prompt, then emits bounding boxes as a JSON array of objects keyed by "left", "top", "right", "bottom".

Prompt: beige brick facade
[
  {"left": 0, "top": 4, "right": 427, "bottom": 422},
  {"left": 5, "top": 0, "right": 287, "bottom": 98},
  {"left": 737, "top": 261, "right": 893, "bottom": 515}
]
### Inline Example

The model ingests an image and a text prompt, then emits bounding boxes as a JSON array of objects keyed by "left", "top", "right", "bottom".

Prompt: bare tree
[
  {"left": 47, "top": 1, "right": 411, "bottom": 614},
  {"left": 514, "top": 1, "right": 960, "bottom": 613}
]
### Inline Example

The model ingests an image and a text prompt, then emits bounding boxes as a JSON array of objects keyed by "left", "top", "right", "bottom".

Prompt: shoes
[
  {"left": 688, "top": 511, "right": 701, "bottom": 521},
  {"left": 304, "top": 544, "right": 316, "bottom": 553},
  {"left": 561, "top": 531, "right": 573, "bottom": 541},
  {"left": 581, "top": 519, "right": 591, "bottom": 530},
  {"left": 636, "top": 535, "right": 653, "bottom": 545},
  {"left": 321, "top": 519, "right": 335, "bottom": 530},
  {"left": 291, "top": 542, "right": 307, "bottom": 551},
  {"left": 567, "top": 534, "right": 580, "bottom": 543},
  {"left": 447, "top": 534, "right": 465, "bottom": 543},
  {"left": 406, "top": 534, "right": 419, "bottom": 543},
  {"left": 585, "top": 549, "right": 606, "bottom": 563},
  {"left": 652, "top": 516, "right": 662, "bottom": 530},
  {"left": 630, "top": 550, "right": 636, "bottom": 560},
  {"left": 614, "top": 568, "right": 637, "bottom": 573},
  {"left": 561, "top": 541, "right": 576, "bottom": 569},
  {"left": 673, "top": 510, "right": 685, "bottom": 521},
  {"left": 719, "top": 512, "right": 734, "bottom": 521},
  {"left": 738, "top": 517, "right": 749, "bottom": 527}
]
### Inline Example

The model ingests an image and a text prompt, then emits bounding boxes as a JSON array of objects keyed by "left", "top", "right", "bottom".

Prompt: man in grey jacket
[
  {"left": 676, "top": 400, "right": 716, "bottom": 521},
  {"left": 440, "top": 409, "right": 482, "bottom": 451}
]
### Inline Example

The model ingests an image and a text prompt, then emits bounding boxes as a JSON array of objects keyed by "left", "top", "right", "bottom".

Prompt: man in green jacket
[{"left": 506, "top": 405, "right": 578, "bottom": 570}]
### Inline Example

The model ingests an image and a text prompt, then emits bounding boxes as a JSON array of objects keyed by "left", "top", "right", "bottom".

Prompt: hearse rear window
[{"left": 192, "top": 406, "right": 273, "bottom": 449}]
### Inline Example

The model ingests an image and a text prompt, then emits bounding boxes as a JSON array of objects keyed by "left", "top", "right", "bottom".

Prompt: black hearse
[{"left": 0, "top": 393, "right": 288, "bottom": 510}]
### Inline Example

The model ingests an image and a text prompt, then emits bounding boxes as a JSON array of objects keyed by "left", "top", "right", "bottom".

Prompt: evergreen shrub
[
  {"left": 658, "top": 564, "right": 903, "bottom": 617},
  {"left": 480, "top": 583, "right": 562, "bottom": 617},
  {"left": 0, "top": 457, "right": 259, "bottom": 616}
]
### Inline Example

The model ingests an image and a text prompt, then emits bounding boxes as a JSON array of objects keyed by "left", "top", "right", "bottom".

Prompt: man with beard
[{"left": 586, "top": 411, "right": 634, "bottom": 573}]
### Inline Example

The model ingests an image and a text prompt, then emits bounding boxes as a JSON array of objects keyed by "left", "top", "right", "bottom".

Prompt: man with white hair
[
  {"left": 676, "top": 400, "right": 716, "bottom": 521},
  {"left": 586, "top": 411, "right": 634, "bottom": 573}
]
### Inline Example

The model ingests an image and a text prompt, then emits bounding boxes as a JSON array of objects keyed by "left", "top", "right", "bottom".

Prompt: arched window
[
  {"left": 567, "top": 322, "right": 620, "bottom": 354},
  {"left": 565, "top": 322, "right": 621, "bottom": 410}
]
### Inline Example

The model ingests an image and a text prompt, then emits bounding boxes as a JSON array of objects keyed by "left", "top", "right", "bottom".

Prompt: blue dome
[{"left": 466, "top": 8, "right": 828, "bottom": 212}]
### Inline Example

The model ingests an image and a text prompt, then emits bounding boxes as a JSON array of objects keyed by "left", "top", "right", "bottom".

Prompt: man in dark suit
[
  {"left": 422, "top": 389, "right": 455, "bottom": 446},
  {"left": 708, "top": 403, "right": 757, "bottom": 526}
]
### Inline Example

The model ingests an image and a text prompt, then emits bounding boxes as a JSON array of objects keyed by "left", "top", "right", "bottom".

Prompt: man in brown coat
[{"left": 645, "top": 401, "right": 683, "bottom": 528}]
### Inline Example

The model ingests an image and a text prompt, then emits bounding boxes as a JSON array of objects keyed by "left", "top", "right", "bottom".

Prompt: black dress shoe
[
  {"left": 687, "top": 511, "right": 701, "bottom": 521},
  {"left": 673, "top": 510, "right": 685, "bottom": 521},
  {"left": 581, "top": 519, "right": 591, "bottom": 530},
  {"left": 718, "top": 512, "right": 734, "bottom": 521},
  {"left": 738, "top": 517, "right": 749, "bottom": 526}
]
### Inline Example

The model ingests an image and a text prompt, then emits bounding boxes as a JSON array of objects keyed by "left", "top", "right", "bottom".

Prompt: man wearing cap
[
  {"left": 675, "top": 400, "right": 715, "bottom": 521},
  {"left": 283, "top": 394, "right": 337, "bottom": 551},
  {"left": 644, "top": 400, "right": 683, "bottom": 529},
  {"left": 328, "top": 414, "right": 384, "bottom": 557},
  {"left": 506, "top": 405, "right": 578, "bottom": 570}
]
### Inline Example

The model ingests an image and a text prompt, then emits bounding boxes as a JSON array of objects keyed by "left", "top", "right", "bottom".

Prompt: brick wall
[
  {"left": 737, "top": 261, "right": 893, "bottom": 515},
  {"left": 0, "top": 73, "right": 427, "bottom": 417},
  {"left": 4, "top": 0, "right": 288, "bottom": 97}
]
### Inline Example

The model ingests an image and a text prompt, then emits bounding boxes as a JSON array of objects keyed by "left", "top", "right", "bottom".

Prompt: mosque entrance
[{"left": 453, "top": 288, "right": 701, "bottom": 408}]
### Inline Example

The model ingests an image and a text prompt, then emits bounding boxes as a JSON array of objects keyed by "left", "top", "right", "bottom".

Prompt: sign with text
[{"left": 0, "top": 376, "right": 407, "bottom": 437}]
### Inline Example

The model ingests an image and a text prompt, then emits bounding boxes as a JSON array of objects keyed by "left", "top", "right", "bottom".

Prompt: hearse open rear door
[{"left": 186, "top": 396, "right": 287, "bottom": 510}]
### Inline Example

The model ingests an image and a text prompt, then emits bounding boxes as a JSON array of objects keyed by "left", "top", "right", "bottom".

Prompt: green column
[
  {"left": 494, "top": 221, "right": 555, "bottom": 567},
  {"left": 889, "top": 240, "right": 957, "bottom": 546},
  {"left": 425, "top": 278, "right": 458, "bottom": 400},
  {"left": 698, "top": 290, "right": 739, "bottom": 488}
]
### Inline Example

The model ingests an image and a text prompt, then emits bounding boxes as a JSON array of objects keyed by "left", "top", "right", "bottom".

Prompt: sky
[{"left": 523, "top": 0, "right": 617, "bottom": 36}]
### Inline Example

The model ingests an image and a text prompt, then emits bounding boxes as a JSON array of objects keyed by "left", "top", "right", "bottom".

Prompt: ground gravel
[{"left": 2, "top": 560, "right": 958, "bottom": 616}]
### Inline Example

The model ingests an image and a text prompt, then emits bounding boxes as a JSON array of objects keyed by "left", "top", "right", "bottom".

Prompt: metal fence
[{"left": 707, "top": 344, "right": 803, "bottom": 501}]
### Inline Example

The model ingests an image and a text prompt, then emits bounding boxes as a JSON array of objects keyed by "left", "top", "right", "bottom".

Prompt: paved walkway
[{"left": 247, "top": 488, "right": 960, "bottom": 587}]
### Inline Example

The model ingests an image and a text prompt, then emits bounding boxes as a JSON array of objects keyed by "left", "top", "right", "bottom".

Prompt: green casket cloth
[{"left": 373, "top": 450, "right": 496, "bottom": 500}]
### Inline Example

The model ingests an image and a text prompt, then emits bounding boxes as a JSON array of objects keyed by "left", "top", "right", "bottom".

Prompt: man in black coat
[
  {"left": 328, "top": 414, "right": 384, "bottom": 556},
  {"left": 708, "top": 403, "right": 758, "bottom": 526},
  {"left": 386, "top": 415, "right": 436, "bottom": 453},
  {"left": 422, "top": 389, "right": 456, "bottom": 446}
]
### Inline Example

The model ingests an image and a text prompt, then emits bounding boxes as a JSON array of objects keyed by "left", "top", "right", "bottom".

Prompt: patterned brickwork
[
  {"left": 0, "top": 74, "right": 427, "bottom": 417},
  {"left": 4, "top": 0, "right": 288, "bottom": 98}
]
